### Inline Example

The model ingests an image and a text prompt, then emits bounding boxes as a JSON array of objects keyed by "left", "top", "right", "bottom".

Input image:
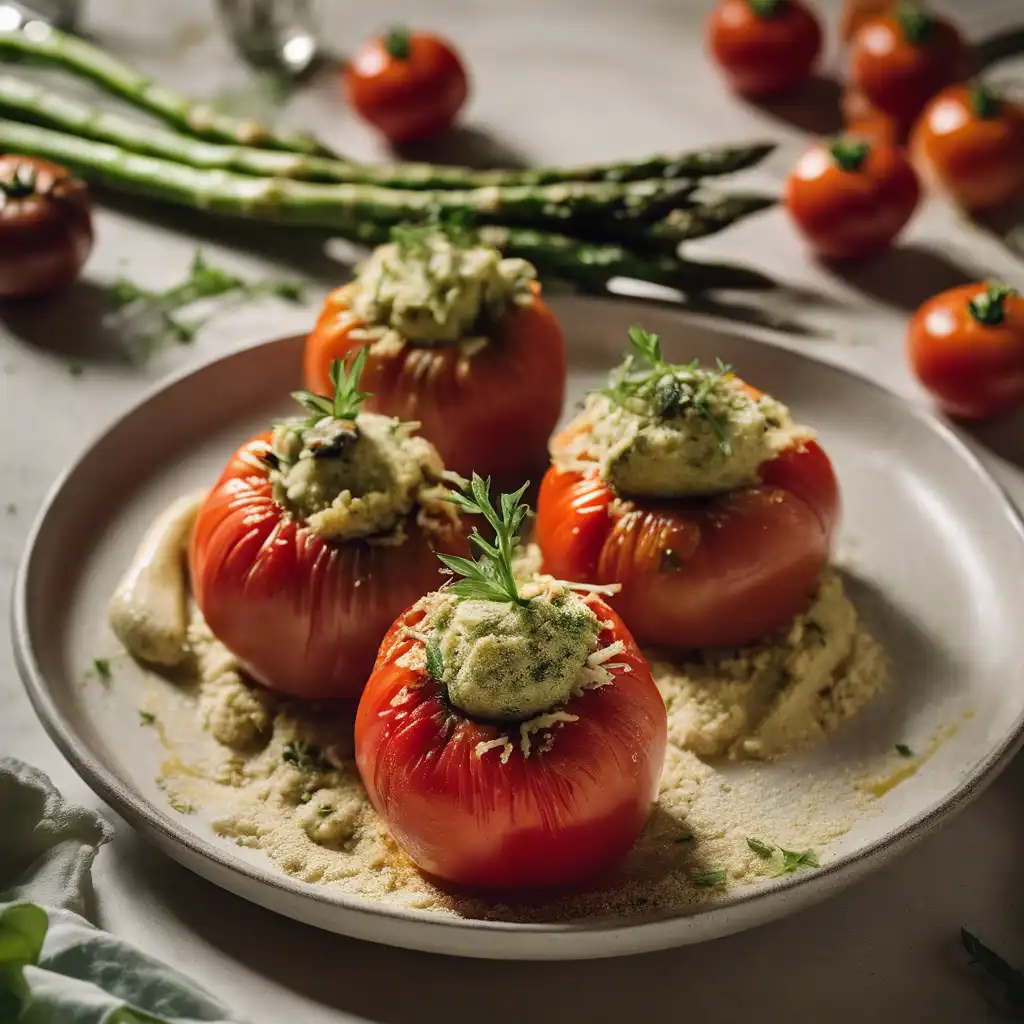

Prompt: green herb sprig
[
  {"left": 692, "top": 869, "right": 726, "bottom": 889},
  {"left": 772, "top": 848, "right": 819, "bottom": 877},
  {"left": 603, "top": 325, "right": 735, "bottom": 456},
  {"left": 439, "top": 474, "right": 530, "bottom": 606},
  {"left": 289, "top": 350, "right": 371, "bottom": 425},
  {"left": 110, "top": 249, "right": 305, "bottom": 357},
  {"left": 747, "top": 837, "right": 774, "bottom": 858}
]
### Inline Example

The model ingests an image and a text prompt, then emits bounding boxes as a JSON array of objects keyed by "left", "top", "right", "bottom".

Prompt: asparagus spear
[
  {"left": 0, "top": 74, "right": 775, "bottom": 190},
  {"left": 0, "top": 118, "right": 704, "bottom": 227},
  {"left": 0, "top": 17, "right": 330, "bottom": 155}
]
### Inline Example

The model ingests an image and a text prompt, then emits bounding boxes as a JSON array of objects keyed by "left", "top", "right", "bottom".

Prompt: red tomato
[
  {"left": 535, "top": 437, "right": 839, "bottom": 650},
  {"left": 849, "top": 5, "right": 968, "bottom": 137},
  {"left": 707, "top": 0, "right": 823, "bottom": 97},
  {"left": 355, "top": 594, "right": 667, "bottom": 889},
  {"left": 190, "top": 433, "right": 469, "bottom": 700},
  {"left": 0, "top": 156, "right": 93, "bottom": 298},
  {"left": 304, "top": 281, "right": 566, "bottom": 491},
  {"left": 345, "top": 27, "right": 469, "bottom": 143},
  {"left": 910, "top": 83, "right": 1024, "bottom": 213},
  {"left": 785, "top": 137, "right": 920, "bottom": 259},
  {"left": 908, "top": 282, "right": 1024, "bottom": 420}
]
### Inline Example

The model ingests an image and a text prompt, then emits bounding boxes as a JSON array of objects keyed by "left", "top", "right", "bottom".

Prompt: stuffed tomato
[
  {"left": 535, "top": 327, "right": 839, "bottom": 650},
  {"left": 190, "top": 355, "right": 469, "bottom": 700},
  {"left": 355, "top": 476, "right": 667, "bottom": 890},
  {"left": 304, "top": 224, "right": 566, "bottom": 490}
]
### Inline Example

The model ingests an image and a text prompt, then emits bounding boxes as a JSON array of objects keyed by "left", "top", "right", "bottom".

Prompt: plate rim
[{"left": 14, "top": 297, "right": 1024, "bottom": 957}]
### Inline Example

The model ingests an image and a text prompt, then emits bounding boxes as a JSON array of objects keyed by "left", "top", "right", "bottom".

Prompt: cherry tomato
[
  {"left": 304, "top": 281, "right": 566, "bottom": 491},
  {"left": 908, "top": 282, "right": 1024, "bottom": 420},
  {"left": 910, "top": 83, "right": 1024, "bottom": 213},
  {"left": 345, "top": 27, "right": 469, "bottom": 144},
  {"left": 355, "top": 594, "right": 667, "bottom": 889},
  {"left": 190, "top": 433, "right": 469, "bottom": 700},
  {"left": 535, "top": 433, "right": 839, "bottom": 650},
  {"left": 0, "top": 156, "right": 92, "bottom": 299},
  {"left": 785, "top": 137, "right": 920, "bottom": 259},
  {"left": 707, "top": 0, "right": 823, "bottom": 97},
  {"left": 849, "top": 5, "right": 968, "bottom": 137}
]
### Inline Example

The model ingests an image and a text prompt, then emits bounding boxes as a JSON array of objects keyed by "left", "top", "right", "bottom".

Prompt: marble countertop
[{"left": 3, "top": 0, "right": 1024, "bottom": 1018}]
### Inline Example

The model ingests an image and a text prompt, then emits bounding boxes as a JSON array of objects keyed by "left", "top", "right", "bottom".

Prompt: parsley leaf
[
  {"left": 692, "top": 869, "right": 726, "bottom": 889},
  {"left": 92, "top": 658, "right": 112, "bottom": 681},
  {"left": 601, "top": 325, "right": 735, "bottom": 456},
  {"left": 772, "top": 848, "right": 819, "bottom": 877},
  {"left": 439, "top": 474, "right": 531, "bottom": 605},
  {"left": 747, "top": 838, "right": 774, "bottom": 859},
  {"left": 289, "top": 348, "right": 371, "bottom": 425},
  {"left": 282, "top": 740, "right": 329, "bottom": 772}
]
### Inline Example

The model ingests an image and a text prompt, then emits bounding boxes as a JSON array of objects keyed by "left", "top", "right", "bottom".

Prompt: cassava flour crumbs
[{"left": 148, "top": 569, "right": 887, "bottom": 924}]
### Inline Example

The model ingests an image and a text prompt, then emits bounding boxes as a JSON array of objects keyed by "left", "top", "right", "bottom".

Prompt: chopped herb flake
[
  {"left": 692, "top": 869, "right": 726, "bottom": 889},
  {"left": 92, "top": 658, "right": 111, "bottom": 680},
  {"left": 772, "top": 848, "right": 819, "bottom": 877},
  {"left": 316, "top": 805, "right": 333, "bottom": 818},
  {"left": 895, "top": 743, "right": 914, "bottom": 758},
  {"left": 299, "top": 791, "right": 313, "bottom": 804},
  {"left": 138, "top": 710, "right": 156, "bottom": 725},
  {"left": 282, "top": 739, "right": 329, "bottom": 772},
  {"left": 424, "top": 636, "right": 445, "bottom": 682},
  {"left": 5, "top": 503, "right": 15, "bottom": 515},
  {"left": 67, "top": 361, "right": 84, "bottom": 377},
  {"left": 747, "top": 838, "right": 774, "bottom": 858}
]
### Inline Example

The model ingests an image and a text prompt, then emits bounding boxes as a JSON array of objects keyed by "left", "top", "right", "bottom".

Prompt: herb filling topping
[
  {"left": 347, "top": 224, "right": 535, "bottom": 346},
  {"left": 555, "top": 326, "right": 810, "bottom": 498}
]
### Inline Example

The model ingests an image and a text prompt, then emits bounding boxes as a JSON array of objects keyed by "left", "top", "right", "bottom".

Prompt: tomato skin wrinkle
[
  {"left": 535, "top": 439, "right": 838, "bottom": 650},
  {"left": 355, "top": 595, "right": 667, "bottom": 890},
  {"left": 305, "top": 283, "right": 566, "bottom": 492},
  {"left": 190, "top": 433, "right": 469, "bottom": 700}
]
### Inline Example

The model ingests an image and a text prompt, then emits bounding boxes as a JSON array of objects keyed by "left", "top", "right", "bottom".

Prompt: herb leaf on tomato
[
  {"left": 291, "top": 350, "right": 372, "bottom": 424},
  {"left": 440, "top": 474, "right": 530, "bottom": 605}
]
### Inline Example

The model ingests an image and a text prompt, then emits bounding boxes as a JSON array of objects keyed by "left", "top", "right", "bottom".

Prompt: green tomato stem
[
  {"left": 384, "top": 26, "right": 412, "bottom": 60},
  {"left": 828, "top": 139, "right": 870, "bottom": 173},
  {"left": 970, "top": 81, "right": 1002, "bottom": 120},
  {"left": 968, "top": 283, "right": 1017, "bottom": 326},
  {"left": 896, "top": 3, "right": 935, "bottom": 45},
  {"left": 745, "top": 0, "right": 787, "bottom": 16}
]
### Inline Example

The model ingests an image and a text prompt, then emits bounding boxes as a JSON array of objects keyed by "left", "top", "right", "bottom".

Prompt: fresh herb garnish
[
  {"left": 747, "top": 838, "right": 774, "bottom": 858},
  {"left": 167, "top": 796, "right": 193, "bottom": 814},
  {"left": 289, "top": 350, "right": 371, "bottom": 425},
  {"left": 439, "top": 474, "right": 531, "bottom": 606},
  {"left": 138, "top": 710, "right": 156, "bottom": 726},
  {"left": 109, "top": 249, "right": 305, "bottom": 358},
  {"left": 692, "top": 869, "right": 726, "bottom": 889},
  {"left": 424, "top": 636, "right": 445, "bottom": 682},
  {"left": 895, "top": 743, "right": 914, "bottom": 758},
  {"left": 282, "top": 739, "right": 329, "bottom": 772},
  {"left": 92, "top": 657, "right": 112, "bottom": 681},
  {"left": 602, "top": 326, "right": 735, "bottom": 456},
  {"left": 772, "top": 848, "right": 819, "bottom": 877},
  {"left": 390, "top": 210, "right": 479, "bottom": 256}
]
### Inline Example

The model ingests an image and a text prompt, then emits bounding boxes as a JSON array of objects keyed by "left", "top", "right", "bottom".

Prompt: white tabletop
[{"left": 3, "top": 0, "right": 1024, "bottom": 1018}]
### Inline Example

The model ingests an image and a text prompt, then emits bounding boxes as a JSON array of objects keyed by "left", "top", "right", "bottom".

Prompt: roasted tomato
[
  {"left": 785, "top": 136, "right": 920, "bottom": 259},
  {"left": 535, "top": 443, "right": 838, "bottom": 650},
  {"left": 191, "top": 360, "right": 469, "bottom": 700},
  {"left": 908, "top": 282, "right": 1024, "bottom": 420},
  {"left": 345, "top": 27, "right": 469, "bottom": 143},
  {"left": 848, "top": 4, "right": 968, "bottom": 138},
  {"left": 355, "top": 592, "right": 666, "bottom": 889},
  {"left": 0, "top": 156, "right": 93, "bottom": 298},
  {"left": 305, "top": 280, "right": 566, "bottom": 491},
  {"left": 910, "top": 83, "right": 1024, "bottom": 213},
  {"left": 707, "top": 0, "right": 822, "bottom": 97}
]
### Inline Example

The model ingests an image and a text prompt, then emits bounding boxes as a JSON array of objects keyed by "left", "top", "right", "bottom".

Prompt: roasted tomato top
[
  {"left": 355, "top": 590, "right": 667, "bottom": 890},
  {"left": 305, "top": 229, "right": 566, "bottom": 491}
]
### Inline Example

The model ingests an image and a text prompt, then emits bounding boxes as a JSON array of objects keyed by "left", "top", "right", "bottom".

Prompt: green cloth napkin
[{"left": 0, "top": 757, "right": 243, "bottom": 1023}]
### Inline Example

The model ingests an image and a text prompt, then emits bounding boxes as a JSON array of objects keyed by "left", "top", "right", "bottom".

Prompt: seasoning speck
[
  {"left": 895, "top": 743, "right": 914, "bottom": 758},
  {"left": 139, "top": 710, "right": 156, "bottom": 725}
]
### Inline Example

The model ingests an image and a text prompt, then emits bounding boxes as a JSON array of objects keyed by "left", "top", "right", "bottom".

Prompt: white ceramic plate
[{"left": 13, "top": 296, "right": 1024, "bottom": 960}]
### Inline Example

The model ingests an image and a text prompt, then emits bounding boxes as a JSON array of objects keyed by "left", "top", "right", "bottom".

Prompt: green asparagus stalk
[
  {"left": 0, "top": 74, "right": 775, "bottom": 190},
  {"left": 0, "top": 117, "right": 704, "bottom": 228},
  {"left": 0, "top": 19, "right": 331, "bottom": 155}
]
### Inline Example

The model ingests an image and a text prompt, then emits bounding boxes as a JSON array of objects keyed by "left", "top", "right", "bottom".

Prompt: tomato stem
[
  {"left": 0, "top": 163, "right": 37, "bottom": 199},
  {"left": 828, "top": 139, "right": 870, "bottom": 173},
  {"left": 745, "top": 0, "right": 787, "bottom": 16},
  {"left": 968, "top": 283, "right": 1018, "bottom": 326},
  {"left": 970, "top": 82, "right": 1002, "bottom": 120},
  {"left": 383, "top": 26, "right": 412, "bottom": 60},
  {"left": 896, "top": 3, "right": 934, "bottom": 45}
]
